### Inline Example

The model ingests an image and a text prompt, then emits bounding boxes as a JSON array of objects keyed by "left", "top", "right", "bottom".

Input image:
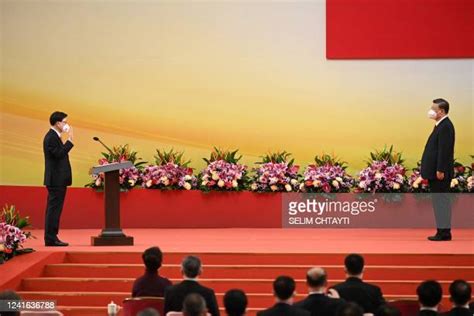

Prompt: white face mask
[
  {"left": 427, "top": 109, "right": 437, "bottom": 120},
  {"left": 62, "top": 123, "right": 70, "bottom": 133}
]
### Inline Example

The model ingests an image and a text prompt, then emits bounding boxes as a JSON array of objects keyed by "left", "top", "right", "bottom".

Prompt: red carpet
[{"left": 1, "top": 229, "right": 473, "bottom": 316}]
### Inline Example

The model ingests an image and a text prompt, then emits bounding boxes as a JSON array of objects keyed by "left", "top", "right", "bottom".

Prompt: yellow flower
[
  {"left": 183, "top": 182, "right": 192, "bottom": 190},
  {"left": 270, "top": 185, "right": 278, "bottom": 191},
  {"left": 218, "top": 180, "right": 225, "bottom": 187}
]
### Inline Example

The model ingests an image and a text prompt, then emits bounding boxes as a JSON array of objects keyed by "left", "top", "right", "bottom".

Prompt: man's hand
[
  {"left": 327, "top": 288, "right": 340, "bottom": 298},
  {"left": 67, "top": 126, "right": 74, "bottom": 142},
  {"left": 436, "top": 171, "right": 444, "bottom": 180}
]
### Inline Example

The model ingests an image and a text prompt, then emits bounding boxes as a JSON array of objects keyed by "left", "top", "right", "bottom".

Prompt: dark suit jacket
[
  {"left": 418, "top": 309, "right": 439, "bottom": 316},
  {"left": 294, "top": 293, "right": 345, "bottom": 316},
  {"left": 132, "top": 270, "right": 172, "bottom": 297},
  {"left": 43, "top": 129, "right": 74, "bottom": 187},
  {"left": 421, "top": 117, "right": 455, "bottom": 180},
  {"left": 332, "top": 277, "right": 385, "bottom": 313},
  {"left": 257, "top": 302, "right": 311, "bottom": 316},
  {"left": 441, "top": 307, "right": 471, "bottom": 316},
  {"left": 164, "top": 280, "right": 219, "bottom": 316}
]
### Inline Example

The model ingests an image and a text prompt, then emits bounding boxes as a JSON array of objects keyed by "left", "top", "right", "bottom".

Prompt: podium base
[{"left": 91, "top": 235, "right": 134, "bottom": 246}]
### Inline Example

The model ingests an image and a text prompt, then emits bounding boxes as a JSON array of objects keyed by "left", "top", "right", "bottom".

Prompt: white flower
[
  {"left": 299, "top": 183, "right": 305, "bottom": 190},
  {"left": 212, "top": 173, "right": 219, "bottom": 181},
  {"left": 183, "top": 182, "right": 192, "bottom": 190},
  {"left": 450, "top": 178, "right": 458, "bottom": 188},
  {"left": 232, "top": 180, "right": 238, "bottom": 188},
  {"left": 335, "top": 177, "right": 343, "bottom": 182},
  {"left": 285, "top": 184, "right": 292, "bottom": 192},
  {"left": 128, "top": 180, "right": 135, "bottom": 186},
  {"left": 290, "top": 179, "right": 298, "bottom": 185},
  {"left": 313, "top": 180, "right": 321, "bottom": 187},
  {"left": 163, "top": 179, "right": 170, "bottom": 186},
  {"left": 332, "top": 180, "right": 339, "bottom": 188},
  {"left": 95, "top": 179, "right": 101, "bottom": 187},
  {"left": 413, "top": 183, "right": 419, "bottom": 189},
  {"left": 359, "top": 181, "right": 366, "bottom": 188},
  {"left": 184, "top": 175, "right": 192, "bottom": 181},
  {"left": 375, "top": 173, "right": 382, "bottom": 180},
  {"left": 146, "top": 179, "right": 153, "bottom": 188},
  {"left": 218, "top": 180, "right": 225, "bottom": 187},
  {"left": 393, "top": 183, "right": 400, "bottom": 190},
  {"left": 251, "top": 183, "right": 258, "bottom": 191},
  {"left": 202, "top": 180, "right": 208, "bottom": 186}
]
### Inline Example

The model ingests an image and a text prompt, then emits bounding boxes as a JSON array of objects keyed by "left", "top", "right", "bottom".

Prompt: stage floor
[{"left": 25, "top": 228, "right": 474, "bottom": 254}]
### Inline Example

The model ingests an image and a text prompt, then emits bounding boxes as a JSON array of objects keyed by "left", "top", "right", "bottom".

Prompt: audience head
[
  {"left": 137, "top": 308, "right": 160, "bottom": 316},
  {"left": 273, "top": 276, "right": 296, "bottom": 303},
  {"left": 375, "top": 305, "right": 401, "bottom": 316},
  {"left": 183, "top": 293, "right": 207, "bottom": 316},
  {"left": 417, "top": 280, "right": 443, "bottom": 308},
  {"left": 344, "top": 254, "right": 364, "bottom": 277},
  {"left": 336, "top": 302, "right": 364, "bottom": 316},
  {"left": 306, "top": 267, "right": 328, "bottom": 291},
  {"left": 449, "top": 280, "right": 472, "bottom": 307},
  {"left": 142, "top": 246, "right": 163, "bottom": 272},
  {"left": 0, "top": 290, "right": 21, "bottom": 316},
  {"left": 182, "top": 255, "right": 202, "bottom": 279},
  {"left": 224, "top": 289, "right": 248, "bottom": 316}
]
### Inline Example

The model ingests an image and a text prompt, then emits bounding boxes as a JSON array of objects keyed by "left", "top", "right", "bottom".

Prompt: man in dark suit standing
[
  {"left": 43, "top": 111, "right": 74, "bottom": 246},
  {"left": 257, "top": 276, "right": 310, "bottom": 316},
  {"left": 295, "top": 267, "right": 345, "bottom": 316},
  {"left": 421, "top": 98, "right": 455, "bottom": 241},
  {"left": 417, "top": 281, "right": 442, "bottom": 316},
  {"left": 332, "top": 254, "right": 385, "bottom": 314},
  {"left": 164, "top": 256, "right": 220, "bottom": 316}
]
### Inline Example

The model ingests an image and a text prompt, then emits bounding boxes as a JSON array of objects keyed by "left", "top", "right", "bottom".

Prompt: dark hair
[
  {"left": 336, "top": 302, "right": 364, "bottom": 316},
  {"left": 182, "top": 256, "right": 202, "bottom": 278},
  {"left": 345, "top": 254, "right": 364, "bottom": 275},
  {"left": 273, "top": 276, "right": 295, "bottom": 300},
  {"left": 224, "top": 289, "right": 247, "bottom": 316},
  {"left": 183, "top": 293, "right": 207, "bottom": 316},
  {"left": 433, "top": 98, "right": 449, "bottom": 114},
  {"left": 137, "top": 308, "right": 160, "bottom": 316},
  {"left": 49, "top": 111, "right": 68, "bottom": 126},
  {"left": 0, "top": 290, "right": 21, "bottom": 316},
  {"left": 417, "top": 280, "right": 443, "bottom": 307},
  {"left": 449, "top": 280, "right": 471, "bottom": 306},
  {"left": 375, "top": 305, "right": 401, "bottom": 316},
  {"left": 306, "top": 268, "right": 327, "bottom": 288},
  {"left": 142, "top": 247, "right": 163, "bottom": 271}
]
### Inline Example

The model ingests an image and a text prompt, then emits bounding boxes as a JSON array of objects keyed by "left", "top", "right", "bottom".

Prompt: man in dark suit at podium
[
  {"left": 43, "top": 111, "right": 74, "bottom": 247},
  {"left": 421, "top": 98, "right": 455, "bottom": 241}
]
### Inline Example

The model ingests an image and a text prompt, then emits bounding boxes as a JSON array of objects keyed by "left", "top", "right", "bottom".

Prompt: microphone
[{"left": 93, "top": 137, "right": 113, "bottom": 154}]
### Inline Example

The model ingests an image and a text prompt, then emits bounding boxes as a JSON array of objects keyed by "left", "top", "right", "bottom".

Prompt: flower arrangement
[
  {"left": 409, "top": 162, "right": 430, "bottom": 193},
  {"left": 301, "top": 154, "right": 353, "bottom": 193},
  {"left": 199, "top": 147, "right": 249, "bottom": 191},
  {"left": 356, "top": 146, "right": 408, "bottom": 193},
  {"left": 1, "top": 205, "right": 34, "bottom": 262},
  {"left": 141, "top": 149, "right": 197, "bottom": 190},
  {"left": 86, "top": 144, "right": 146, "bottom": 191},
  {"left": 450, "top": 160, "right": 470, "bottom": 193},
  {"left": 250, "top": 151, "right": 300, "bottom": 192}
]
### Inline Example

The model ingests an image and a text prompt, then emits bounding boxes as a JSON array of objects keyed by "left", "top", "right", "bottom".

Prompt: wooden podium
[{"left": 91, "top": 161, "right": 134, "bottom": 246}]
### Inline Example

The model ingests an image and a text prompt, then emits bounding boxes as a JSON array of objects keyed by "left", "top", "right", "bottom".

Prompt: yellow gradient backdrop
[{"left": 1, "top": 1, "right": 473, "bottom": 187}]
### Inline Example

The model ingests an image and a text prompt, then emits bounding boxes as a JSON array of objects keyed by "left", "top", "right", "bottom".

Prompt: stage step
[
  {"left": 16, "top": 291, "right": 453, "bottom": 309},
  {"left": 14, "top": 251, "right": 473, "bottom": 315},
  {"left": 43, "top": 263, "right": 474, "bottom": 280},
  {"left": 64, "top": 252, "right": 474, "bottom": 266},
  {"left": 21, "top": 277, "right": 464, "bottom": 295}
]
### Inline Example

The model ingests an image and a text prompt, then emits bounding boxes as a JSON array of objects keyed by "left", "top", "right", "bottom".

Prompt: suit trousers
[
  {"left": 428, "top": 178, "right": 452, "bottom": 229},
  {"left": 45, "top": 186, "right": 67, "bottom": 243}
]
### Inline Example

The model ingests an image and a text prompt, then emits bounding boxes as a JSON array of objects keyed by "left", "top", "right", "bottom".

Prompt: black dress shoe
[
  {"left": 428, "top": 229, "right": 452, "bottom": 241},
  {"left": 45, "top": 240, "right": 69, "bottom": 247}
]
